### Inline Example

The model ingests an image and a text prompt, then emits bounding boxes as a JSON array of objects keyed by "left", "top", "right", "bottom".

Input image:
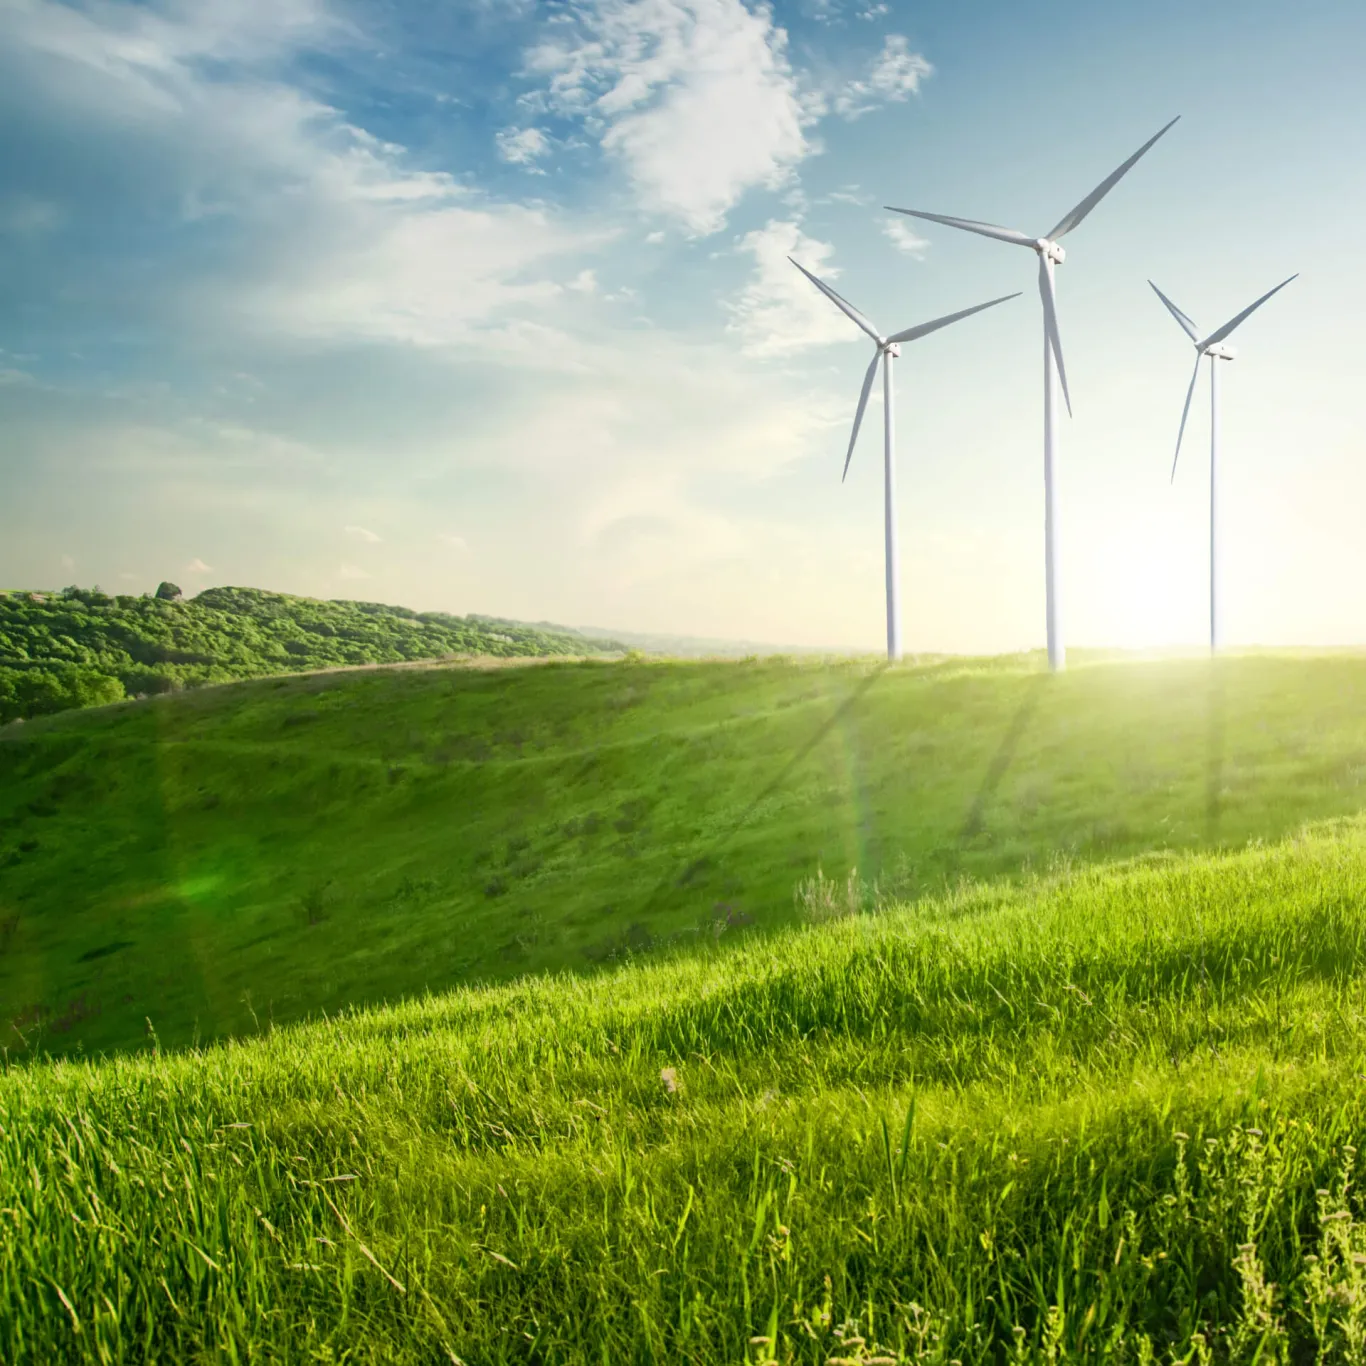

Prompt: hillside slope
[
  {"left": 6, "top": 820, "right": 1366, "bottom": 1361},
  {"left": 4, "top": 651, "right": 1366, "bottom": 1057},
  {"left": 0, "top": 584, "right": 626, "bottom": 722}
]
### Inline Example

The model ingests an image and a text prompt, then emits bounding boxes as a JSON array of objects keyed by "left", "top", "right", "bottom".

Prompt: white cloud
[
  {"left": 186, "top": 557, "right": 213, "bottom": 573},
  {"left": 338, "top": 563, "right": 369, "bottom": 580},
  {"left": 834, "top": 34, "right": 932, "bottom": 119},
  {"left": 440, "top": 534, "right": 470, "bottom": 553},
  {"left": 566, "top": 268, "right": 598, "bottom": 293},
  {"left": 60, "top": 553, "right": 75, "bottom": 571},
  {"left": 345, "top": 524, "right": 381, "bottom": 543},
  {"left": 496, "top": 126, "right": 550, "bottom": 166},
  {"left": 882, "top": 217, "right": 929, "bottom": 257},
  {"left": 524, "top": 0, "right": 816, "bottom": 236},
  {"left": 725, "top": 219, "right": 857, "bottom": 357},
  {"left": 2, "top": 0, "right": 613, "bottom": 354}
]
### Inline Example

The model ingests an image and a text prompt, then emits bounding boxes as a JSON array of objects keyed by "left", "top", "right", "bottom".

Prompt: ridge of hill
[
  {"left": 6, "top": 817, "right": 1366, "bottom": 1360},
  {"left": 0, "top": 584, "right": 628, "bottom": 723},
  {"left": 6, "top": 651, "right": 1366, "bottom": 1061},
  {"left": 572, "top": 622, "right": 852, "bottom": 658}
]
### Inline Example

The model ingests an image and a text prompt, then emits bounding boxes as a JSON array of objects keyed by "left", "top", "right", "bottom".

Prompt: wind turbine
[
  {"left": 1150, "top": 272, "right": 1297, "bottom": 653},
  {"left": 789, "top": 257, "right": 1018, "bottom": 662},
  {"left": 886, "top": 117, "right": 1180, "bottom": 671}
]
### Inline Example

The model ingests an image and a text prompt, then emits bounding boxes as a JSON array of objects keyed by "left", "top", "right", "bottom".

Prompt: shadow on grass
[
  {"left": 959, "top": 672, "right": 1050, "bottom": 843},
  {"left": 639, "top": 664, "right": 892, "bottom": 920},
  {"left": 1206, "top": 662, "right": 1226, "bottom": 843}
]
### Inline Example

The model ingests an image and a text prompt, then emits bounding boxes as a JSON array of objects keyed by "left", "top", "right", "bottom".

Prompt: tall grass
[{"left": 8, "top": 818, "right": 1366, "bottom": 1360}]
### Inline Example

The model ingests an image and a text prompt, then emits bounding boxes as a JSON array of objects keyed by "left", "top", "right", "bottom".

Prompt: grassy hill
[
  {"left": 0, "top": 583, "right": 627, "bottom": 723},
  {"left": 5, "top": 651, "right": 1366, "bottom": 1061},
  {"left": 7, "top": 817, "right": 1366, "bottom": 1361}
]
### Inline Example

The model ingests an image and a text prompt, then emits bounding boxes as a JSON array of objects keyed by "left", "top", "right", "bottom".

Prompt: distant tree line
[{"left": 0, "top": 584, "right": 626, "bottom": 724}]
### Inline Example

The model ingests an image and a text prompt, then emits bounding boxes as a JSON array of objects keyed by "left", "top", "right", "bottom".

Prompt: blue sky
[{"left": 2, "top": 0, "right": 1364, "bottom": 651}]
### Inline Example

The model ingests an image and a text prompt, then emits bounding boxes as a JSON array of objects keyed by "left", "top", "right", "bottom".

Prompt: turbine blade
[
  {"left": 1047, "top": 116, "right": 1180, "bottom": 240},
  {"left": 1170, "top": 352, "right": 1203, "bottom": 483},
  {"left": 1198, "top": 274, "right": 1298, "bottom": 349},
  {"left": 883, "top": 207, "right": 1035, "bottom": 249},
  {"left": 885, "top": 291, "right": 1021, "bottom": 345},
  {"left": 788, "top": 256, "right": 882, "bottom": 343},
  {"left": 1038, "top": 254, "right": 1072, "bottom": 417},
  {"left": 842, "top": 351, "right": 882, "bottom": 483},
  {"left": 1148, "top": 280, "right": 1199, "bottom": 342}
]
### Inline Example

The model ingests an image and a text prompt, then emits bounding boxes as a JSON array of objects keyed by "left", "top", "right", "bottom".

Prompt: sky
[{"left": 1, "top": 0, "right": 1364, "bottom": 654}]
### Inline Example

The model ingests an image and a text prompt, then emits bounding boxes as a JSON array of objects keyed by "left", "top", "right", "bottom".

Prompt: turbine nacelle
[
  {"left": 785, "top": 255, "right": 1018, "bottom": 484},
  {"left": 1036, "top": 239, "right": 1066, "bottom": 265},
  {"left": 1151, "top": 274, "right": 1297, "bottom": 484},
  {"left": 783, "top": 257, "right": 1019, "bottom": 659}
]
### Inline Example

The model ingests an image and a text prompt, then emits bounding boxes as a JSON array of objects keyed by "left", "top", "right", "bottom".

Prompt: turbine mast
[
  {"left": 1209, "top": 352, "right": 1220, "bottom": 653},
  {"left": 1043, "top": 319, "right": 1063, "bottom": 671},
  {"left": 883, "top": 345, "right": 901, "bottom": 662}
]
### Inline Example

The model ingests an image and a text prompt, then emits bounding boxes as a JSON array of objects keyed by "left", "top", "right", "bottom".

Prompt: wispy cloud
[
  {"left": 725, "top": 219, "right": 856, "bottom": 357},
  {"left": 0, "top": 194, "right": 65, "bottom": 239},
  {"left": 882, "top": 217, "right": 929, "bottom": 257},
  {"left": 833, "top": 34, "right": 932, "bottom": 119},
  {"left": 185, "top": 557, "right": 213, "bottom": 574},
  {"left": 345, "top": 525, "right": 382, "bottom": 543},
  {"left": 495, "top": 125, "right": 550, "bottom": 166}
]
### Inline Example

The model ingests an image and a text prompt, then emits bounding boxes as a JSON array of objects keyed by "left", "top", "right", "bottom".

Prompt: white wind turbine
[
  {"left": 886, "top": 117, "right": 1180, "bottom": 671},
  {"left": 1150, "top": 272, "right": 1298, "bottom": 653},
  {"left": 789, "top": 257, "right": 1018, "bottom": 662}
]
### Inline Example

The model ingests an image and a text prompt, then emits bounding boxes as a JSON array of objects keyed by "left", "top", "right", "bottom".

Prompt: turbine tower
[
  {"left": 789, "top": 258, "right": 1018, "bottom": 661},
  {"left": 886, "top": 117, "right": 1180, "bottom": 671},
  {"left": 1150, "top": 273, "right": 1298, "bottom": 652}
]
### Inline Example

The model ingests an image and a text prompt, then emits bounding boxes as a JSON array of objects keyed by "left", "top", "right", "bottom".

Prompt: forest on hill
[{"left": 0, "top": 583, "right": 626, "bottom": 723}]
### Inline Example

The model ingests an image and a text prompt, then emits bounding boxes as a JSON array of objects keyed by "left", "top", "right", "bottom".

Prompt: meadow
[
  {"left": 7, "top": 650, "right": 1366, "bottom": 1360},
  {"left": 5, "top": 650, "right": 1366, "bottom": 1057}
]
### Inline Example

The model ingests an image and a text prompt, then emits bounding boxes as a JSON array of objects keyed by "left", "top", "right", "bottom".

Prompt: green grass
[
  {"left": 6, "top": 650, "right": 1366, "bottom": 1057},
  {"left": 9, "top": 817, "right": 1366, "bottom": 1360}
]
